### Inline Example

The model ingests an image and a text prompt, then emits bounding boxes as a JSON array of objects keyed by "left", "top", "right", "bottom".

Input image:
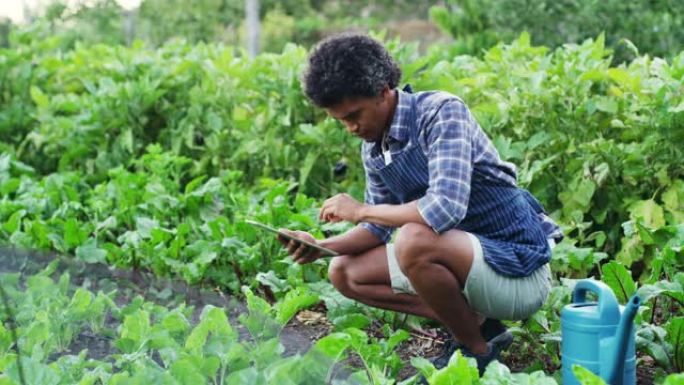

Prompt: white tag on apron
[{"left": 383, "top": 150, "right": 392, "bottom": 165}]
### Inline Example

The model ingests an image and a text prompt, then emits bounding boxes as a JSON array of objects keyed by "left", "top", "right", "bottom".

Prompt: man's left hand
[{"left": 319, "top": 193, "right": 364, "bottom": 223}]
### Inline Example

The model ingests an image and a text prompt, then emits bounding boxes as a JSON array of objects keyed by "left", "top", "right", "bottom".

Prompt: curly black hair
[{"left": 302, "top": 33, "right": 402, "bottom": 108}]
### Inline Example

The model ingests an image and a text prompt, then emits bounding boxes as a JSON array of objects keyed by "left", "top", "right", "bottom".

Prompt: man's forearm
[
  {"left": 357, "top": 200, "right": 428, "bottom": 228},
  {"left": 320, "top": 225, "right": 384, "bottom": 256}
]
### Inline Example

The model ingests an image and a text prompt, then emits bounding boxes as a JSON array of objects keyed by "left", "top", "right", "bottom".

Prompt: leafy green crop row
[
  {"left": 0, "top": 149, "right": 336, "bottom": 293},
  {"left": 1, "top": 28, "right": 357, "bottom": 197},
  {"left": 0, "top": 262, "right": 341, "bottom": 385},
  {"left": 2, "top": 259, "right": 684, "bottom": 384},
  {"left": 2, "top": 31, "right": 682, "bottom": 257}
]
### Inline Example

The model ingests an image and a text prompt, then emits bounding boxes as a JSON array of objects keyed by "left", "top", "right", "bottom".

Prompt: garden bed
[{"left": 0, "top": 248, "right": 663, "bottom": 384}]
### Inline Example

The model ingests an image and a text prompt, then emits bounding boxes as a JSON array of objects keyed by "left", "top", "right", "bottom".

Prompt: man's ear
[{"left": 379, "top": 85, "right": 392, "bottom": 103}]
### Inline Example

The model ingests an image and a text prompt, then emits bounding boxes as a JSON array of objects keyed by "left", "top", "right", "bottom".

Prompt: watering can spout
[{"left": 606, "top": 294, "right": 641, "bottom": 385}]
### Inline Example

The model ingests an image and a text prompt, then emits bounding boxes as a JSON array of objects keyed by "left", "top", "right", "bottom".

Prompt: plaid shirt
[{"left": 360, "top": 89, "right": 562, "bottom": 243}]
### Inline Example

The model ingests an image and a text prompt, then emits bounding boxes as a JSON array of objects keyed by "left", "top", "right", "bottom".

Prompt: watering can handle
[{"left": 572, "top": 279, "right": 620, "bottom": 320}]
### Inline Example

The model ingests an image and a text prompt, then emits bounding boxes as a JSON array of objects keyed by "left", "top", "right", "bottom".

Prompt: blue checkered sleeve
[
  {"left": 360, "top": 162, "right": 398, "bottom": 243},
  {"left": 417, "top": 100, "right": 473, "bottom": 233}
]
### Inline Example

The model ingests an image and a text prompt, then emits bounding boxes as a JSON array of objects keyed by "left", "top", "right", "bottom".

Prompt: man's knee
[
  {"left": 328, "top": 256, "right": 355, "bottom": 298},
  {"left": 394, "top": 223, "right": 435, "bottom": 274}
]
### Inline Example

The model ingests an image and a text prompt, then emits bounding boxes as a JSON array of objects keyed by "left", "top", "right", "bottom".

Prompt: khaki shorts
[{"left": 386, "top": 233, "right": 553, "bottom": 320}]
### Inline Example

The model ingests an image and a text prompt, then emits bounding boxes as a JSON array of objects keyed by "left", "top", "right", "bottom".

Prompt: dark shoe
[
  {"left": 479, "top": 318, "right": 508, "bottom": 342},
  {"left": 428, "top": 336, "right": 459, "bottom": 371},
  {"left": 417, "top": 342, "right": 456, "bottom": 385},
  {"left": 429, "top": 319, "right": 512, "bottom": 370},
  {"left": 460, "top": 332, "right": 515, "bottom": 375}
]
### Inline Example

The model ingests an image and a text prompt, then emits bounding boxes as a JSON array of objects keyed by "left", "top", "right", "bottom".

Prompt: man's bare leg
[
  {"left": 394, "top": 223, "right": 487, "bottom": 355},
  {"left": 328, "top": 246, "right": 440, "bottom": 320},
  {"left": 327, "top": 240, "right": 486, "bottom": 334}
]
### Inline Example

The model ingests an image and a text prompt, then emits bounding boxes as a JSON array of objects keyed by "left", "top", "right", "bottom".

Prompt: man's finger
[
  {"left": 318, "top": 203, "right": 329, "bottom": 220},
  {"left": 299, "top": 243, "right": 312, "bottom": 258},
  {"left": 301, "top": 244, "right": 313, "bottom": 259},
  {"left": 295, "top": 252, "right": 315, "bottom": 265},
  {"left": 294, "top": 249, "right": 309, "bottom": 264},
  {"left": 293, "top": 240, "right": 308, "bottom": 258},
  {"left": 278, "top": 229, "right": 294, "bottom": 244},
  {"left": 287, "top": 239, "right": 300, "bottom": 254},
  {"left": 323, "top": 206, "right": 338, "bottom": 222},
  {"left": 319, "top": 196, "right": 338, "bottom": 219}
]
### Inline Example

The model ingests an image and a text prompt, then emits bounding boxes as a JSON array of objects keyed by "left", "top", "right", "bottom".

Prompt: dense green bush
[
  {"left": 2, "top": 30, "right": 683, "bottom": 258},
  {"left": 0, "top": 27, "right": 360, "bottom": 196},
  {"left": 430, "top": 0, "right": 684, "bottom": 62}
]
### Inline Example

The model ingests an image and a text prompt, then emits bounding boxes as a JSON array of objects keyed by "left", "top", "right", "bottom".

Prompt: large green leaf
[
  {"left": 75, "top": 238, "right": 107, "bottom": 263},
  {"left": 274, "top": 288, "right": 319, "bottom": 325},
  {"left": 572, "top": 365, "right": 607, "bottom": 385},
  {"left": 667, "top": 317, "right": 684, "bottom": 372},
  {"left": 629, "top": 200, "right": 666, "bottom": 230},
  {"left": 601, "top": 261, "right": 637, "bottom": 304}
]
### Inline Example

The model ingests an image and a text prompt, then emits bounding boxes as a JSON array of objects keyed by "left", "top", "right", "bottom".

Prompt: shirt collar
[{"left": 386, "top": 89, "right": 413, "bottom": 143}]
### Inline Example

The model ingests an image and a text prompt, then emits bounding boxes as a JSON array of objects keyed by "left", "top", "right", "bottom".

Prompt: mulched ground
[{"left": 0, "top": 249, "right": 664, "bottom": 384}]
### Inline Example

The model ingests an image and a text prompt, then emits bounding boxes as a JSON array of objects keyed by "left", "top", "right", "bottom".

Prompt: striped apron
[{"left": 370, "top": 92, "right": 551, "bottom": 278}]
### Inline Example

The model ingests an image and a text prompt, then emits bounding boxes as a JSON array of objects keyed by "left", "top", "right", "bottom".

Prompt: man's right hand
[{"left": 277, "top": 229, "right": 324, "bottom": 264}]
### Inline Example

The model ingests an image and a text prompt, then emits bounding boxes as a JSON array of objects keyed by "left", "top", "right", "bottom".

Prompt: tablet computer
[{"left": 244, "top": 219, "right": 339, "bottom": 256}]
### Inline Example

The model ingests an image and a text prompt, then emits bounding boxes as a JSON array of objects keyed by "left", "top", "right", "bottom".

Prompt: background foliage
[
  {"left": 430, "top": 0, "right": 684, "bottom": 62},
  {"left": 5, "top": 0, "right": 683, "bottom": 61},
  {"left": 0, "top": 1, "right": 683, "bottom": 383}
]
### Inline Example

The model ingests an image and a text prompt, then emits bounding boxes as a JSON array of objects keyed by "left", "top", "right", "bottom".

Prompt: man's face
[{"left": 325, "top": 87, "right": 394, "bottom": 142}]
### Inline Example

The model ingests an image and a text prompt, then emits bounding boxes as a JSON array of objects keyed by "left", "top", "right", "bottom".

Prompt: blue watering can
[{"left": 561, "top": 279, "right": 641, "bottom": 385}]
